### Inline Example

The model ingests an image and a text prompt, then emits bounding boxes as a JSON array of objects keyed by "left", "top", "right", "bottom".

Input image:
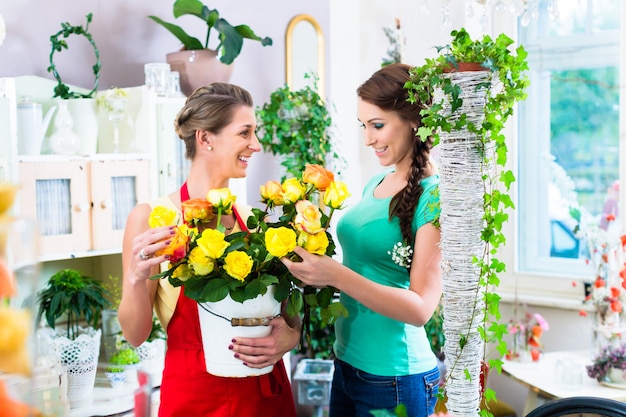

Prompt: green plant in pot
[
  {"left": 149, "top": 0, "right": 272, "bottom": 95},
  {"left": 36, "top": 268, "right": 111, "bottom": 404},
  {"left": 37, "top": 268, "right": 111, "bottom": 339},
  {"left": 404, "top": 27, "right": 529, "bottom": 415},
  {"left": 105, "top": 347, "right": 141, "bottom": 388},
  {"left": 256, "top": 75, "right": 338, "bottom": 180}
]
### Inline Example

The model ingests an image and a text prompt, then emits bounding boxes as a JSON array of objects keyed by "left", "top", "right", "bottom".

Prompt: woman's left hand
[{"left": 230, "top": 315, "right": 300, "bottom": 369}]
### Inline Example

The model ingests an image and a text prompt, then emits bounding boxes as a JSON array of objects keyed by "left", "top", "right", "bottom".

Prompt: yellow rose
[
  {"left": 260, "top": 180, "right": 284, "bottom": 206},
  {"left": 303, "top": 164, "right": 335, "bottom": 191},
  {"left": 172, "top": 262, "right": 193, "bottom": 282},
  {"left": 297, "top": 231, "right": 329, "bottom": 255},
  {"left": 223, "top": 251, "right": 253, "bottom": 282},
  {"left": 188, "top": 246, "right": 215, "bottom": 276},
  {"left": 294, "top": 200, "right": 323, "bottom": 234},
  {"left": 281, "top": 178, "right": 306, "bottom": 204},
  {"left": 148, "top": 206, "right": 179, "bottom": 228},
  {"left": 265, "top": 227, "right": 297, "bottom": 258},
  {"left": 0, "top": 183, "right": 17, "bottom": 217},
  {"left": 323, "top": 181, "right": 350, "bottom": 209},
  {"left": 196, "top": 229, "right": 230, "bottom": 259},
  {"left": 155, "top": 224, "right": 189, "bottom": 262},
  {"left": 206, "top": 188, "right": 236, "bottom": 214},
  {"left": 0, "top": 307, "right": 29, "bottom": 354},
  {"left": 182, "top": 198, "right": 214, "bottom": 224},
  {"left": 0, "top": 306, "right": 30, "bottom": 374}
]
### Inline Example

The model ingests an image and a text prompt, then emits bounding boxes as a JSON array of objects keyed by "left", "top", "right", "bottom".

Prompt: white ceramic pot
[
  {"left": 608, "top": 367, "right": 626, "bottom": 384},
  {"left": 66, "top": 98, "right": 98, "bottom": 155},
  {"left": 198, "top": 286, "right": 280, "bottom": 377}
]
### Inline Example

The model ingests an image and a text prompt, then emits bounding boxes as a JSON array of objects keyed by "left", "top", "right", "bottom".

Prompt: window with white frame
[{"left": 517, "top": 0, "right": 622, "bottom": 279}]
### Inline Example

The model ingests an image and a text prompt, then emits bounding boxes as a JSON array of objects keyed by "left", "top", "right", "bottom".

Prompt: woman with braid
[
  {"left": 282, "top": 63, "right": 442, "bottom": 417},
  {"left": 118, "top": 83, "right": 298, "bottom": 416}
]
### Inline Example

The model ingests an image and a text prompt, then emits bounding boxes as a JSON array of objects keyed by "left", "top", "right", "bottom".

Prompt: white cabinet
[
  {"left": 18, "top": 156, "right": 151, "bottom": 258},
  {"left": 0, "top": 76, "right": 188, "bottom": 262}
]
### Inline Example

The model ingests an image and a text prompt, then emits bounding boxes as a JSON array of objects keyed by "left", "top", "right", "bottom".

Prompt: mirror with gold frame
[{"left": 285, "top": 14, "right": 325, "bottom": 98}]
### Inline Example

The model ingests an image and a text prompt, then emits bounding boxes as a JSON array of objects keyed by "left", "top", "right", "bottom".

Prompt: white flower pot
[
  {"left": 40, "top": 327, "right": 101, "bottom": 406},
  {"left": 198, "top": 286, "right": 281, "bottom": 377}
]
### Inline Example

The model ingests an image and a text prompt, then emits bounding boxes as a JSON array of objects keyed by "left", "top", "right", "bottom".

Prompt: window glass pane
[
  {"left": 517, "top": 0, "right": 622, "bottom": 275},
  {"left": 36, "top": 179, "right": 71, "bottom": 236},
  {"left": 111, "top": 176, "right": 136, "bottom": 231}
]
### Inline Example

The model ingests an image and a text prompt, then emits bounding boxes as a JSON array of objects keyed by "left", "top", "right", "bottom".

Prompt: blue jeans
[{"left": 329, "top": 359, "right": 440, "bottom": 417}]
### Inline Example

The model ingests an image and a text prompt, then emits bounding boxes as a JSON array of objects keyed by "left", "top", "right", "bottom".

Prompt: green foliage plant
[
  {"left": 148, "top": 0, "right": 272, "bottom": 65},
  {"left": 106, "top": 347, "right": 141, "bottom": 373},
  {"left": 36, "top": 268, "right": 111, "bottom": 340},
  {"left": 47, "top": 13, "right": 100, "bottom": 99},
  {"left": 256, "top": 75, "right": 336, "bottom": 180},
  {"left": 404, "top": 28, "right": 529, "bottom": 415}
]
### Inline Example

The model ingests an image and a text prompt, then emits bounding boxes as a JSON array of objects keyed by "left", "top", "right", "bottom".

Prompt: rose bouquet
[{"left": 148, "top": 164, "right": 350, "bottom": 324}]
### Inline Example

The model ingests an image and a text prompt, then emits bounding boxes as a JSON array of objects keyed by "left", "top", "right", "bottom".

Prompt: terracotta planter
[
  {"left": 443, "top": 62, "right": 488, "bottom": 73},
  {"left": 166, "top": 50, "right": 234, "bottom": 96}
]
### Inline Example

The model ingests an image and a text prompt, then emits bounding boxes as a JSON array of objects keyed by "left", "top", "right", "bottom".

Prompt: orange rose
[
  {"left": 182, "top": 198, "right": 213, "bottom": 224},
  {"left": 303, "top": 164, "right": 335, "bottom": 191},
  {"left": 155, "top": 224, "right": 190, "bottom": 262},
  {"left": 260, "top": 180, "right": 284, "bottom": 206}
]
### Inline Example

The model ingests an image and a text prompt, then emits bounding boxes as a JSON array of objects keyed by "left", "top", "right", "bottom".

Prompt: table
[{"left": 501, "top": 350, "right": 626, "bottom": 415}]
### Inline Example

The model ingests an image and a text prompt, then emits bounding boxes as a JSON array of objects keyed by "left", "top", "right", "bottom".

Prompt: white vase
[
  {"left": 198, "top": 286, "right": 281, "bottom": 377},
  {"left": 49, "top": 100, "right": 80, "bottom": 155},
  {"left": 66, "top": 98, "right": 98, "bottom": 155}
]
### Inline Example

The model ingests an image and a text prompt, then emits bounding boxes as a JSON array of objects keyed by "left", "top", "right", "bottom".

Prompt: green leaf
[{"left": 147, "top": 16, "right": 204, "bottom": 50}]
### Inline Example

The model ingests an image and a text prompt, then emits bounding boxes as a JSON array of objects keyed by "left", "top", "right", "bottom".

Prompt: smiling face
[
  {"left": 210, "top": 105, "right": 260, "bottom": 179},
  {"left": 357, "top": 98, "right": 415, "bottom": 170}
]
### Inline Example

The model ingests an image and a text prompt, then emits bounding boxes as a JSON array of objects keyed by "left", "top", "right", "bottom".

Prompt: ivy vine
[{"left": 47, "top": 13, "right": 100, "bottom": 99}]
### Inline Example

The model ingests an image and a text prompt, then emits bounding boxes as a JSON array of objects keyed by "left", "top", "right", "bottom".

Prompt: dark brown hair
[
  {"left": 174, "top": 83, "right": 254, "bottom": 159},
  {"left": 357, "top": 63, "right": 434, "bottom": 245}
]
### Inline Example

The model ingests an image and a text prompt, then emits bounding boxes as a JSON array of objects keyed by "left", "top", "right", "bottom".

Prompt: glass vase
[{"left": 592, "top": 300, "right": 624, "bottom": 357}]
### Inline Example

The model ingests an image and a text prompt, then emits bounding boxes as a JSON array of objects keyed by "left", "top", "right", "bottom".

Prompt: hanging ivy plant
[
  {"left": 404, "top": 28, "right": 529, "bottom": 415},
  {"left": 47, "top": 13, "right": 100, "bottom": 99},
  {"left": 256, "top": 74, "right": 339, "bottom": 180}
]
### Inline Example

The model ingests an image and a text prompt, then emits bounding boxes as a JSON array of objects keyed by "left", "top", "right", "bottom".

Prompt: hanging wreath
[{"left": 47, "top": 13, "right": 100, "bottom": 99}]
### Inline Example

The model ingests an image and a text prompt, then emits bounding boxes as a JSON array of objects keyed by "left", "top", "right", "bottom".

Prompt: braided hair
[
  {"left": 356, "top": 63, "right": 434, "bottom": 246},
  {"left": 174, "top": 83, "right": 254, "bottom": 159}
]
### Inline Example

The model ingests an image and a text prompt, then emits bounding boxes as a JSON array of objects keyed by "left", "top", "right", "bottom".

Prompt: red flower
[
  {"left": 611, "top": 287, "right": 621, "bottom": 298},
  {"left": 572, "top": 281, "right": 577, "bottom": 287},
  {"left": 579, "top": 310, "right": 588, "bottom": 317},
  {"left": 621, "top": 235, "right": 626, "bottom": 247},
  {"left": 611, "top": 300, "right": 623, "bottom": 313},
  {"left": 530, "top": 349, "right": 541, "bottom": 361},
  {"left": 595, "top": 277, "right": 606, "bottom": 288},
  {"left": 606, "top": 214, "right": 616, "bottom": 222}
]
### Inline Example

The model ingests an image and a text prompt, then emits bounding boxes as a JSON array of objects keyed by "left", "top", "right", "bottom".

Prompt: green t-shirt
[{"left": 334, "top": 171, "right": 440, "bottom": 376}]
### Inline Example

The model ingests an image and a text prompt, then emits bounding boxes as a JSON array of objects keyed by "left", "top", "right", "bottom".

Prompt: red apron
[{"left": 158, "top": 184, "right": 297, "bottom": 417}]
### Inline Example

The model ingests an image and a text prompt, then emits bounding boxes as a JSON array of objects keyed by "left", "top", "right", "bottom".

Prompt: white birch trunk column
[{"left": 437, "top": 70, "right": 495, "bottom": 417}]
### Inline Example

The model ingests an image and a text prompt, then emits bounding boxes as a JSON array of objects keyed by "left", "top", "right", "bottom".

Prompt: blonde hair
[{"left": 174, "top": 83, "right": 254, "bottom": 159}]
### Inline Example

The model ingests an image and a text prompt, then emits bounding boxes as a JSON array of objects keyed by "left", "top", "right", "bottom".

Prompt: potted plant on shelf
[
  {"left": 404, "top": 27, "right": 529, "bottom": 415},
  {"left": 36, "top": 268, "right": 111, "bottom": 405},
  {"left": 104, "top": 346, "right": 142, "bottom": 389},
  {"left": 46, "top": 13, "right": 100, "bottom": 155},
  {"left": 149, "top": 0, "right": 272, "bottom": 96},
  {"left": 256, "top": 74, "right": 338, "bottom": 180}
]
